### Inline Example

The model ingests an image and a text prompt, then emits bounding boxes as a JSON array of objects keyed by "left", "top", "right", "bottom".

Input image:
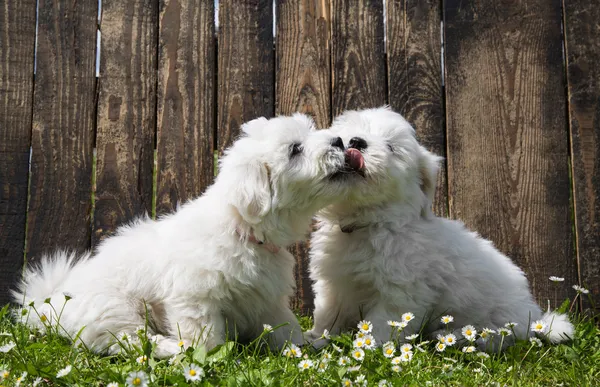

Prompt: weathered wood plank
[
  {"left": 156, "top": 0, "right": 215, "bottom": 215},
  {"left": 0, "top": 0, "right": 36, "bottom": 303},
  {"left": 444, "top": 0, "right": 576, "bottom": 304},
  {"left": 331, "top": 0, "right": 385, "bottom": 115},
  {"left": 563, "top": 0, "right": 600, "bottom": 308},
  {"left": 276, "top": 0, "right": 331, "bottom": 313},
  {"left": 217, "top": 0, "right": 274, "bottom": 154},
  {"left": 94, "top": 0, "right": 158, "bottom": 243},
  {"left": 386, "top": 0, "right": 447, "bottom": 217},
  {"left": 27, "top": 1, "right": 97, "bottom": 261}
]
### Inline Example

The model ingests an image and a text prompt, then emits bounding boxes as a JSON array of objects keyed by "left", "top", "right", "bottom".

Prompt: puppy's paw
[
  {"left": 153, "top": 337, "right": 187, "bottom": 359},
  {"left": 304, "top": 330, "right": 330, "bottom": 350}
]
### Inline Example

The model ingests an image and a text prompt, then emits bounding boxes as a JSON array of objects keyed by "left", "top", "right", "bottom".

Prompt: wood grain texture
[
  {"left": 0, "top": 0, "right": 36, "bottom": 303},
  {"left": 386, "top": 0, "right": 447, "bottom": 217},
  {"left": 331, "top": 0, "right": 385, "bottom": 115},
  {"left": 156, "top": 0, "right": 215, "bottom": 215},
  {"left": 563, "top": 0, "right": 600, "bottom": 307},
  {"left": 27, "top": 0, "right": 97, "bottom": 261},
  {"left": 444, "top": 0, "right": 576, "bottom": 304},
  {"left": 217, "top": 0, "right": 274, "bottom": 154},
  {"left": 94, "top": 0, "right": 158, "bottom": 244},
  {"left": 276, "top": 0, "right": 331, "bottom": 313}
]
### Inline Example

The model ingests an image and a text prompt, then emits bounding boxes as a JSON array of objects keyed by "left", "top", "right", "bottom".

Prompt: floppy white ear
[
  {"left": 230, "top": 161, "right": 272, "bottom": 224},
  {"left": 418, "top": 147, "right": 441, "bottom": 219}
]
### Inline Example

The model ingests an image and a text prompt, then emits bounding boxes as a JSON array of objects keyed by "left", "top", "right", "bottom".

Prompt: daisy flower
[
  {"left": 106, "top": 383, "right": 119, "bottom": 387},
  {"left": 477, "top": 352, "right": 490, "bottom": 358},
  {"left": 352, "top": 348, "right": 365, "bottom": 361},
  {"left": 1, "top": 369, "right": 9, "bottom": 380},
  {"left": 498, "top": 327, "right": 512, "bottom": 336},
  {"left": 126, "top": 371, "right": 149, "bottom": 387},
  {"left": 442, "top": 364, "right": 454, "bottom": 373},
  {"left": 355, "top": 375, "right": 367, "bottom": 386},
  {"left": 382, "top": 342, "right": 396, "bottom": 358},
  {"left": 462, "top": 325, "right": 477, "bottom": 341},
  {"left": 391, "top": 356, "right": 402, "bottom": 365},
  {"left": 136, "top": 355, "right": 147, "bottom": 364},
  {"left": 473, "top": 368, "right": 482, "bottom": 374},
  {"left": 415, "top": 343, "right": 427, "bottom": 353},
  {"left": 401, "top": 312, "right": 415, "bottom": 323},
  {"left": 56, "top": 365, "right": 72, "bottom": 378},
  {"left": 462, "top": 346, "right": 476, "bottom": 353},
  {"left": 573, "top": 285, "right": 590, "bottom": 294},
  {"left": 322, "top": 329, "right": 330, "bottom": 339},
  {"left": 33, "top": 377, "right": 44, "bottom": 386},
  {"left": 355, "top": 331, "right": 366, "bottom": 339},
  {"left": 529, "top": 337, "right": 543, "bottom": 347},
  {"left": 400, "top": 321, "right": 409, "bottom": 329},
  {"left": 332, "top": 344, "right": 344, "bottom": 353},
  {"left": 444, "top": 333, "right": 457, "bottom": 346},
  {"left": 317, "top": 361, "right": 328, "bottom": 372},
  {"left": 358, "top": 320, "right": 373, "bottom": 333},
  {"left": 322, "top": 352, "right": 333, "bottom": 361},
  {"left": 480, "top": 328, "right": 495, "bottom": 341},
  {"left": 441, "top": 315, "right": 454, "bottom": 324},
  {"left": 531, "top": 320, "right": 547, "bottom": 333},
  {"left": 549, "top": 276, "right": 564, "bottom": 282},
  {"left": 178, "top": 340, "right": 185, "bottom": 348},
  {"left": 436, "top": 342, "right": 447, "bottom": 352},
  {"left": 342, "top": 378, "right": 353, "bottom": 386},
  {"left": 436, "top": 333, "right": 446, "bottom": 343},
  {"left": 391, "top": 365, "right": 402, "bottom": 373},
  {"left": 168, "top": 355, "right": 179, "bottom": 365},
  {"left": 505, "top": 322, "right": 518, "bottom": 328},
  {"left": 405, "top": 334, "right": 419, "bottom": 341},
  {"left": 118, "top": 332, "right": 132, "bottom": 343},
  {"left": 298, "top": 359, "right": 314, "bottom": 371},
  {"left": 400, "top": 351, "right": 413, "bottom": 362},
  {"left": 353, "top": 337, "right": 366, "bottom": 349},
  {"left": 15, "top": 372, "right": 27, "bottom": 387},
  {"left": 378, "top": 380, "right": 391, "bottom": 387},
  {"left": 262, "top": 324, "right": 273, "bottom": 332},
  {"left": 0, "top": 341, "right": 16, "bottom": 353},
  {"left": 363, "top": 335, "right": 376, "bottom": 349},
  {"left": 183, "top": 363, "right": 204, "bottom": 382},
  {"left": 400, "top": 343, "right": 413, "bottom": 353},
  {"left": 387, "top": 320, "right": 402, "bottom": 328},
  {"left": 348, "top": 365, "right": 362, "bottom": 372},
  {"left": 338, "top": 356, "right": 351, "bottom": 366},
  {"left": 283, "top": 343, "right": 302, "bottom": 358}
]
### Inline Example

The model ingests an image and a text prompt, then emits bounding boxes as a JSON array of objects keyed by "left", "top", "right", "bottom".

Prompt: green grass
[{"left": 0, "top": 302, "right": 599, "bottom": 387}]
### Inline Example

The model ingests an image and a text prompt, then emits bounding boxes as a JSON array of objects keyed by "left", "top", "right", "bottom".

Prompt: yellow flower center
[
  {"left": 344, "top": 381, "right": 351, "bottom": 386},
  {"left": 362, "top": 324, "right": 369, "bottom": 330},
  {"left": 354, "top": 351, "right": 361, "bottom": 357},
  {"left": 178, "top": 340, "right": 184, "bottom": 347},
  {"left": 447, "top": 338, "right": 453, "bottom": 343},
  {"left": 357, "top": 341, "right": 363, "bottom": 347},
  {"left": 481, "top": 332, "right": 488, "bottom": 338},
  {"left": 405, "top": 316, "right": 410, "bottom": 321},
  {"left": 403, "top": 347, "right": 410, "bottom": 352},
  {"left": 2, "top": 372, "right": 8, "bottom": 378},
  {"left": 536, "top": 324, "right": 542, "bottom": 330},
  {"left": 303, "top": 364, "right": 309, "bottom": 368},
  {"left": 40, "top": 314, "right": 47, "bottom": 322},
  {"left": 438, "top": 344, "right": 444, "bottom": 349},
  {"left": 466, "top": 330, "right": 472, "bottom": 335},
  {"left": 132, "top": 377, "right": 141, "bottom": 386},
  {"left": 365, "top": 339, "right": 371, "bottom": 345},
  {"left": 189, "top": 369, "right": 196, "bottom": 376},
  {"left": 386, "top": 348, "right": 393, "bottom": 354}
]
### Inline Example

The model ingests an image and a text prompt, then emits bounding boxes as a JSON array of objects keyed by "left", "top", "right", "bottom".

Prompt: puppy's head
[
  {"left": 217, "top": 114, "right": 348, "bottom": 229},
  {"left": 328, "top": 106, "right": 441, "bottom": 219}
]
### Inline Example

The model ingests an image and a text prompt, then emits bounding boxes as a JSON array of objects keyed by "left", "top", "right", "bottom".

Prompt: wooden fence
[{"left": 1, "top": 0, "right": 598, "bottom": 313}]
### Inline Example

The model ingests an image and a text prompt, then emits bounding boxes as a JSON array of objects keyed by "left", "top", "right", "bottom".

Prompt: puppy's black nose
[
  {"left": 330, "top": 136, "right": 344, "bottom": 150},
  {"left": 348, "top": 137, "right": 368, "bottom": 151}
]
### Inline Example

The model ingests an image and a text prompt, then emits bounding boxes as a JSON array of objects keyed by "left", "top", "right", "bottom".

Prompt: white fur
[
  {"left": 13, "top": 114, "right": 349, "bottom": 358},
  {"left": 308, "top": 107, "right": 574, "bottom": 350}
]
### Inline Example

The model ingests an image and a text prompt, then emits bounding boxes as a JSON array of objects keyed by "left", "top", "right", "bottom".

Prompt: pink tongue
[{"left": 345, "top": 148, "right": 365, "bottom": 171}]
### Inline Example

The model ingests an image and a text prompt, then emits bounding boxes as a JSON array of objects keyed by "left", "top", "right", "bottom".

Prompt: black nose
[
  {"left": 348, "top": 137, "right": 367, "bottom": 151},
  {"left": 330, "top": 136, "right": 344, "bottom": 150}
]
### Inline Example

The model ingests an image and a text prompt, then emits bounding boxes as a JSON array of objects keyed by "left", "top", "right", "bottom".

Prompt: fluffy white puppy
[
  {"left": 307, "top": 107, "right": 573, "bottom": 350},
  {"left": 13, "top": 114, "right": 349, "bottom": 358}
]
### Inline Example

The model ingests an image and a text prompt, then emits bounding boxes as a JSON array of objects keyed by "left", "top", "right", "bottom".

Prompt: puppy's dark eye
[
  {"left": 289, "top": 143, "right": 303, "bottom": 157},
  {"left": 387, "top": 143, "right": 394, "bottom": 152}
]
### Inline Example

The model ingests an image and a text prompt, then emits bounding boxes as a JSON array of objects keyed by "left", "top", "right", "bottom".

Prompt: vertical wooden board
[
  {"left": 331, "top": 0, "right": 385, "bottom": 115},
  {"left": 276, "top": 0, "right": 331, "bottom": 313},
  {"left": 217, "top": 0, "right": 274, "bottom": 154},
  {"left": 27, "top": 1, "right": 97, "bottom": 261},
  {"left": 563, "top": 0, "right": 600, "bottom": 306},
  {"left": 386, "top": 0, "right": 447, "bottom": 217},
  {"left": 444, "top": 0, "right": 576, "bottom": 304},
  {"left": 156, "top": 0, "right": 215, "bottom": 215},
  {"left": 0, "top": 0, "right": 36, "bottom": 302},
  {"left": 94, "top": 0, "right": 158, "bottom": 244}
]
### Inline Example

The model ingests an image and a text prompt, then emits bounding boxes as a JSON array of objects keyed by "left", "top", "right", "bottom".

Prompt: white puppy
[
  {"left": 307, "top": 107, "right": 573, "bottom": 350},
  {"left": 13, "top": 114, "right": 349, "bottom": 358}
]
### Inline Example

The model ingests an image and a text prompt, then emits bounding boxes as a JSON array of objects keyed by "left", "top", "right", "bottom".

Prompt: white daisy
[
  {"left": 529, "top": 337, "right": 543, "bottom": 347},
  {"left": 549, "top": 276, "right": 564, "bottom": 282},
  {"left": 322, "top": 352, "right": 333, "bottom": 361},
  {"left": 477, "top": 352, "right": 490, "bottom": 358},
  {"left": 0, "top": 341, "right": 16, "bottom": 353},
  {"left": 531, "top": 320, "right": 547, "bottom": 333},
  {"left": 33, "top": 377, "right": 44, "bottom": 386},
  {"left": 353, "top": 337, "right": 366, "bottom": 349},
  {"left": 348, "top": 365, "right": 362, "bottom": 372},
  {"left": 322, "top": 329, "right": 331, "bottom": 339},
  {"left": 357, "top": 320, "right": 373, "bottom": 333},
  {"left": 355, "top": 331, "right": 366, "bottom": 339},
  {"left": 15, "top": 371, "right": 27, "bottom": 387},
  {"left": 498, "top": 327, "right": 512, "bottom": 336},
  {"left": 317, "top": 360, "right": 329, "bottom": 372},
  {"left": 462, "top": 346, "right": 476, "bottom": 353},
  {"left": 505, "top": 322, "right": 518, "bottom": 328},
  {"left": 436, "top": 342, "right": 447, "bottom": 352},
  {"left": 183, "top": 363, "right": 204, "bottom": 382},
  {"left": 338, "top": 356, "right": 351, "bottom": 366},
  {"left": 378, "top": 380, "right": 391, "bottom": 387},
  {"left": 442, "top": 364, "right": 454, "bottom": 373},
  {"left": 462, "top": 325, "right": 477, "bottom": 341},
  {"left": 118, "top": 332, "right": 132, "bottom": 342},
  {"left": 391, "top": 365, "right": 402, "bottom": 373},
  {"left": 262, "top": 324, "right": 273, "bottom": 332},
  {"left": 573, "top": 285, "right": 590, "bottom": 294},
  {"left": 400, "top": 351, "right": 413, "bottom": 362},
  {"left": 283, "top": 343, "right": 302, "bottom": 358},
  {"left": 436, "top": 333, "right": 446, "bottom": 343},
  {"left": 391, "top": 356, "right": 402, "bottom": 365},
  {"left": 355, "top": 374, "right": 367, "bottom": 386},
  {"left": 441, "top": 315, "right": 454, "bottom": 324},
  {"left": 400, "top": 343, "right": 413, "bottom": 353},
  {"left": 444, "top": 333, "right": 457, "bottom": 346},
  {"left": 1, "top": 369, "right": 9, "bottom": 380},
  {"left": 405, "top": 334, "right": 419, "bottom": 341},
  {"left": 387, "top": 320, "right": 402, "bottom": 328},
  {"left": 351, "top": 348, "right": 365, "bottom": 361},
  {"left": 363, "top": 335, "right": 376, "bottom": 350},
  {"left": 415, "top": 343, "right": 427, "bottom": 353},
  {"left": 401, "top": 312, "right": 415, "bottom": 323},
  {"left": 168, "top": 355, "right": 179, "bottom": 365},
  {"left": 382, "top": 342, "right": 396, "bottom": 358},
  {"left": 106, "top": 383, "right": 119, "bottom": 387},
  {"left": 136, "top": 355, "right": 147, "bottom": 364},
  {"left": 332, "top": 344, "right": 344, "bottom": 353},
  {"left": 56, "top": 365, "right": 72, "bottom": 378},
  {"left": 126, "top": 371, "right": 149, "bottom": 387},
  {"left": 400, "top": 321, "right": 409, "bottom": 329},
  {"left": 298, "top": 359, "right": 314, "bottom": 371},
  {"left": 480, "top": 328, "right": 495, "bottom": 341},
  {"left": 473, "top": 368, "right": 482, "bottom": 374},
  {"left": 342, "top": 378, "right": 353, "bottom": 386}
]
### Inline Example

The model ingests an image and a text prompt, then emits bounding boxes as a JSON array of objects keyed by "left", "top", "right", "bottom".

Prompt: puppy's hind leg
[{"left": 259, "top": 299, "right": 303, "bottom": 351}]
